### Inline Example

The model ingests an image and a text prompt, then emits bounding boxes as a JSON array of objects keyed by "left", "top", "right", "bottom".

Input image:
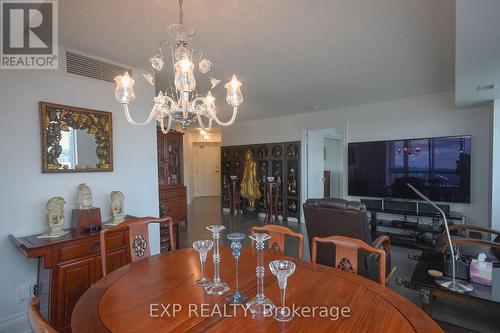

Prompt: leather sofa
[{"left": 303, "top": 198, "right": 391, "bottom": 282}]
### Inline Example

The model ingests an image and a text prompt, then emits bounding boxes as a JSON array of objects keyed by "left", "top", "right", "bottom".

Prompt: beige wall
[
  {"left": 221, "top": 92, "right": 492, "bottom": 228},
  {"left": 0, "top": 49, "right": 158, "bottom": 331}
]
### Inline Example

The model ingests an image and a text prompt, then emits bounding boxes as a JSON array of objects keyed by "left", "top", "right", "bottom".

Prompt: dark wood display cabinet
[
  {"left": 221, "top": 141, "right": 300, "bottom": 221},
  {"left": 157, "top": 129, "right": 187, "bottom": 252}
]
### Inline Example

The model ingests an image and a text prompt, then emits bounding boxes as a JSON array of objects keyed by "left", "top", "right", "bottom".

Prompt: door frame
[
  {"left": 300, "top": 122, "right": 348, "bottom": 222},
  {"left": 193, "top": 142, "right": 221, "bottom": 197},
  {"left": 324, "top": 135, "right": 343, "bottom": 198}
]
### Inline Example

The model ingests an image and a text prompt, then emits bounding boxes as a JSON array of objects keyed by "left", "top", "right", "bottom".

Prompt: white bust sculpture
[
  {"left": 109, "top": 191, "right": 125, "bottom": 224},
  {"left": 77, "top": 183, "right": 93, "bottom": 210},
  {"left": 45, "top": 197, "right": 67, "bottom": 237}
]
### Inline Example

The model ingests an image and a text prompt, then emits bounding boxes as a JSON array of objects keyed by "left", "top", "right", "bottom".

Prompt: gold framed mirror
[{"left": 40, "top": 102, "right": 113, "bottom": 173}]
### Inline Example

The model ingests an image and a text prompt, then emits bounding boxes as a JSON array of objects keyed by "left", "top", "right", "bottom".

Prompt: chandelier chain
[{"left": 178, "top": 0, "right": 184, "bottom": 25}]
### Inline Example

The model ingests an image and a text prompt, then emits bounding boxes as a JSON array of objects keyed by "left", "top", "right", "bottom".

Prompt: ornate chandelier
[{"left": 113, "top": 0, "right": 243, "bottom": 133}]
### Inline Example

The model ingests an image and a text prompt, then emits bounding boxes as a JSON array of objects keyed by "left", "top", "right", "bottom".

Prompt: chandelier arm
[
  {"left": 168, "top": 44, "right": 180, "bottom": 101},
  {"left": 210, "top": 106, "right": 238, "bottom": 127},
  {"left": 164, "top": 95, "right": 180, "bottom": 110},
  {"left": 159, "top": 41, "right": 177, "bottom": 96},
  {"left": 196, "top": 114, "right": 213, "bottom": 131},
  {"left": 197, "top": 115, "right": 206, "bottom": 130},
  {"left": 191, "top": 96, "right": 204, "bottom": 103},
  {"left": 199, "top": 50, "right": 204, "bottom": 65},
  {"left": 191, "top": 96, "right": 213, "bottom": 131},
  {"left": 158, "top": 40, "right": 169, "bottom": 59},
  {"left": 122, "top": 104, "right": 156, "bottom": 126},
  {"left": 160, "top": 116, "right": 172, "bottom": 134}
]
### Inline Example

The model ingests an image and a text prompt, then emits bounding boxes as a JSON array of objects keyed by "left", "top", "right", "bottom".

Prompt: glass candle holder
[
  {"left": 269, "top": 260, "right": 296, "bottom": 322},
  {"left": 205, "top": 225, "right": 230, "bottom": 295},
  {"left": 226, "top": 232, "right": 247, "bottom": 304},
  {"left": 246, "top": 233, "right": 275, "bottom": 316},
  {"left": 192, "top": 240, "right": 213, "bottom": 287}
]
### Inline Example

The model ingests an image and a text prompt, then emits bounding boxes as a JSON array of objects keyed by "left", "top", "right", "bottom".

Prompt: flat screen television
[{"left": 348, "top": 135, "right": 471, "bottom": 203}]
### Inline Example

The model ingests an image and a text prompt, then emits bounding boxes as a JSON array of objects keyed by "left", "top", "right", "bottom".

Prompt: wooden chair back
[
  {"left": 312, "top": 235, "right": 386, "bottom": 286},
  {"left": 28, "top": 297, "right": 58, "bottom": 333},
  {"left": 100, "top": 216, "right": 174, "bottom": 276},
  {"left": 251, "top": 225, "right": 304, "bottom": 259}
]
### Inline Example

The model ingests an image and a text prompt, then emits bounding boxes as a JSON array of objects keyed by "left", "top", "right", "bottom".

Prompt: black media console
[{"left": 361, "top": 198, "right": 466, "bottom": 250}]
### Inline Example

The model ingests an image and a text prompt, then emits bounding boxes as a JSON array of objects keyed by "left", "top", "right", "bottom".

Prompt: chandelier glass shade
[{"left": 114, "top": 0, "right": 243, "bottom": 133}]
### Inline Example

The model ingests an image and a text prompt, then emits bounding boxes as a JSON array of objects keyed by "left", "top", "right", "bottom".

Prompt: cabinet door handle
[{"left": 90, "top": 241, "right": 100, "bottom": 251}]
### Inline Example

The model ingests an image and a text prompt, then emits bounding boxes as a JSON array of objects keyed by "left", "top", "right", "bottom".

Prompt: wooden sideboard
[
  {"left": 10, "top": 228, "right": 128, "bottom": 332},
  {"left": 9, "top": 219, "right": 180, "bottom": 332},
  {"left": 159, "top": 185, "right": 187, "bottom": 221}
]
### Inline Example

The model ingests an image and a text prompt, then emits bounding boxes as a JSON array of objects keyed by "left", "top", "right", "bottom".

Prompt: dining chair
[
  {"left": 100, "top": 216, "right": 174, "bottom": 276},
  {"left": 312, "top": 235, "right": 387, "bottom": 286},
  {"left": 251, "top": 224, "right": 304, "bottom": 259},
  {"left": 437, "top": 224, "right": 500, "bottom": 261},
  {"left": 28, "top": 297, "right": 58, "bottom": 333}
]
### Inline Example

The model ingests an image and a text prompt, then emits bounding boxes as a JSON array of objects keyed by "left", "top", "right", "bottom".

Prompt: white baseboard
[{"left": 0, "top": 311, "right": 30, "bottom": 333}]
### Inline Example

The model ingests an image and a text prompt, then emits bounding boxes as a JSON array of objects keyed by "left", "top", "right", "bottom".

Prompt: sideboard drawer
[
  {"left": 160, "top": 186, "right": 186, "bottom": 200},
  {"left": 164, "top": 198, "right": 186, "bottom": 220},
  {"left": 60, "top": 232, "right": 125, "bottom": 263}
]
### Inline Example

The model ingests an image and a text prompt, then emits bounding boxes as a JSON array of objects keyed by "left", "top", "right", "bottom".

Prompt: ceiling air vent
[
  {"left": 477, "top": 84, "right": 497, "bottom": 91},
  {"left": 66, "top": 51, "right": 131, "bottom": 83}
]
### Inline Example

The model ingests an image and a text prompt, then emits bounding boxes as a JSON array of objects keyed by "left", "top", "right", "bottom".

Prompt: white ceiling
[
  {"left": 60, "top": 0, "right": 454, "bottom": 121},
  {"left": 455, "top": 0, "right": 500, "bottom": 108}
]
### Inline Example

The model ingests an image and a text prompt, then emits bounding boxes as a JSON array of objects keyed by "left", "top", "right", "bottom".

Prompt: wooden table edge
[
  {"left": 72, "top": 248, "right": 442, "bottom": 333},
  {"left": 300, "top": 260, "right": 442, "bottom": 333}
]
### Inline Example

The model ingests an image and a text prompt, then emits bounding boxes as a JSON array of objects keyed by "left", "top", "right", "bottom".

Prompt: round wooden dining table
[{"left": 72, "top": 248, "right": 442, "bottom": 333}]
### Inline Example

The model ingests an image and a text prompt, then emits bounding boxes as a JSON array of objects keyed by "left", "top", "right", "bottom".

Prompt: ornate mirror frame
[{"left": 39, "top": 102, "right": 113, "bottom": 173}]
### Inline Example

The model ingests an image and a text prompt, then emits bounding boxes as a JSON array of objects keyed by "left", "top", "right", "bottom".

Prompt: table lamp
[{"left": 407, "top": 183, "right": 473, "bottom": 294}]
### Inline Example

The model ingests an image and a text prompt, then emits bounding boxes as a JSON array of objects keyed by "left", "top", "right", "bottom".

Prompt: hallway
[{"left": 177, "top": 196, "right": 309, "bottom": 259}]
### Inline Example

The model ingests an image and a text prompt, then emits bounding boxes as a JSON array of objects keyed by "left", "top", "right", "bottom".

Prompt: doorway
[
  {"left": 193, "top": 142, "right": 221, "bottom": 197},
  {"left": 302, "top": 124, "right": 346, "bottom": 220},
  {"left": 324, "top": 136, "right": 342, "bottom": 198}
]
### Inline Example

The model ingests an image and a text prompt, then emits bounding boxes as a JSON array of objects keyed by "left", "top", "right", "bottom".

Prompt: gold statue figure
[{"left": 240, "top": 150, "right": 261, "bottom": 210}]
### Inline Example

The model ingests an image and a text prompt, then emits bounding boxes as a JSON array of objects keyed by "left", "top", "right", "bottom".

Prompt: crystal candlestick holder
[
  {"left": 269, "top": 260, "right": 296, "bottom": 322},
  {"left": 205, "top": 225, "right": 230, "bottom": 295},
  {"left": 192, "top": 240, "right": 213, "bottom": 287},
  {"left": 226, "top": 232, "right": 247, "bottom": 304},
  {"left": 246, "top": 233, "right": 275, "bottom": 316}
]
